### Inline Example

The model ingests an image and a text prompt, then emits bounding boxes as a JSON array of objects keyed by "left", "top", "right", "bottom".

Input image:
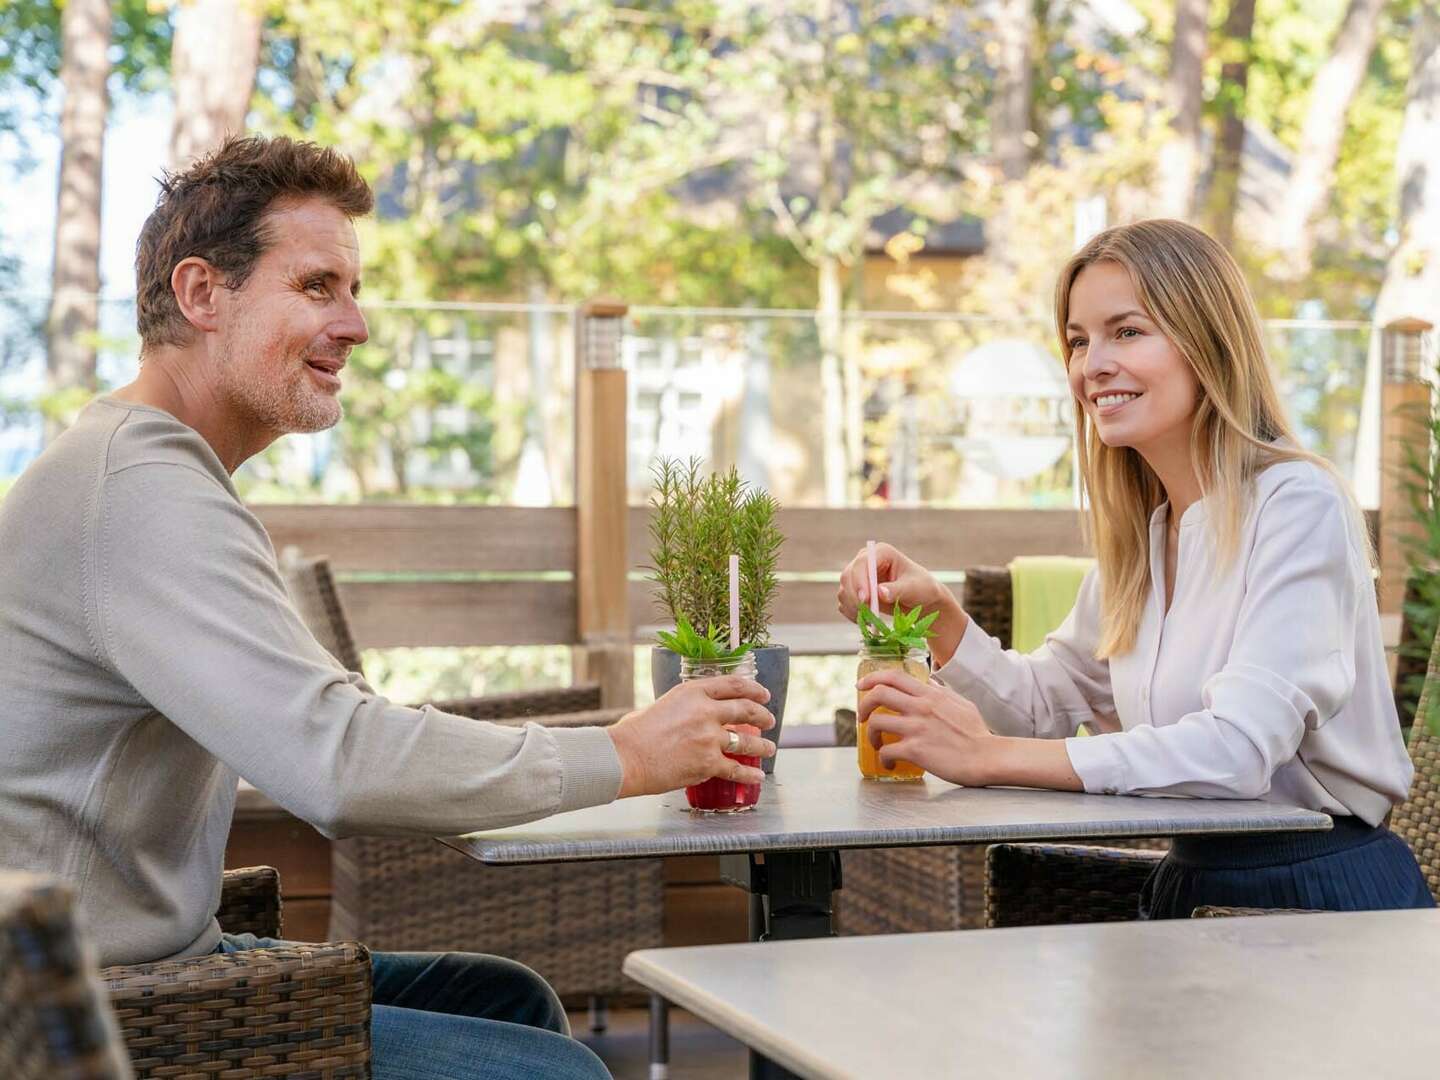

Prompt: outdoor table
[
  {"left": 623, "top": 908, "right": 1440, "bottom": 1079},
  {"left": 444, "top": 747, "right": 1329, "bottom": 941},
  {"left": 443, "top": 747, "right": 1330, "bottom": 1077}
]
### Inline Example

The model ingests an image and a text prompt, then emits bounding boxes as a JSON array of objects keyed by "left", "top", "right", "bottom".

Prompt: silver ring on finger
[{"left": 725, "top": 729, "right": 741, "bottom": 755}]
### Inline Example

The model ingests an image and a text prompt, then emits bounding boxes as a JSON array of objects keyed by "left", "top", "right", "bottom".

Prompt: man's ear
[{"left": 170, "top": 257, "right": 226, "bottom": 334}]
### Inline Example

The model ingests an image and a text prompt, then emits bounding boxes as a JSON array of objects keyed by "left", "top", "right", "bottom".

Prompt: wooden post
[
  {"left": 1378, "top": 316, "right": 1435, "bottom": 615},
  {"left": 574, "top": 299, "right": 634, "bottom": 708}
]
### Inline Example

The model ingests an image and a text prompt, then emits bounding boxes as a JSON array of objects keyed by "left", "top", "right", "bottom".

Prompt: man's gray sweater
[{"left": 0, "top": 397, "right": 623, "bottom": 966}]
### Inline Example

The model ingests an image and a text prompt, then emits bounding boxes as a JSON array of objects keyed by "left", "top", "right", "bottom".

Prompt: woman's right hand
[{"left": 837, "top": 542, "right": 969, "bottom": 666}]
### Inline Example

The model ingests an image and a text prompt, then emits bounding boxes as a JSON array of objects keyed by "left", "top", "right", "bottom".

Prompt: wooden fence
[
  {"left": 252, "top": 307, "right": 1426, "bottom": 709},
  {"left": 254, "top": 503, "right": 1093, "bottom": 653}
]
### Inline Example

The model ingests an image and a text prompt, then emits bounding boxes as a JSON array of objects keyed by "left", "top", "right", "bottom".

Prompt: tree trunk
[
  {"left": 169, "top": 0, "right": 263, "bottom": 168},
  {"left": 815, "top": 0, "right": 847, "bottom": 506},
  {"left": 1206, "top": 0, "right": 1257, "bottom": 250},
  {"left": 1271, "top": 0, "right": 1387, "bottom": 279},
  {"left": 817, "top": 256, "right": 847, "bottom": 507},
  {"left": 992, "top": 0, "right": 1034, "bottom": 181},
  {"left": 45, "top": 0, "right": 111, "bottom": 442},
  {"left": 1354, "top": 2, "right": 1439, "bottom": 507},
  {"left": 1155, "top": 0, "right": 1210, "bottom": 220}
]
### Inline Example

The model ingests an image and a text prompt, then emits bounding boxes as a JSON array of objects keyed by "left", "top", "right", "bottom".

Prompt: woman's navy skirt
[{"left": 1140, "top": 815, "right": 1435, "bottom": 919}]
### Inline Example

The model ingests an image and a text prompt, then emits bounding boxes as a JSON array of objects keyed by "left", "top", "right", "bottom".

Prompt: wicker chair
[
  {"left": 0, "top": 864, "right": 372, "bottom": 1080},
  {"left": 279, "top": 553, "right": 663, "bottom": 1017},
  {"left": 0, "top": 870, "right": 133, "bottom": 1080},
  {"left": 986, "top": 583, "right": 1440, "bottom": 927},
  {"left": 835, "top": 565, "right": 1166, "bottom": 935},
  {"left": 99, "top": 866, "right": 372, "bottom": 1078}
]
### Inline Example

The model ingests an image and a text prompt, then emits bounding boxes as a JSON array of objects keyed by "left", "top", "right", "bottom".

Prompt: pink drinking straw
[
  {"left": 730, "top": 553, "right": 744, "bottom": 802},
  {"left": 729, "top": 554, "right": 740, "bottom": 651},
  {"left": 866, "top": 540, "right": 882, "bottom": 622}
]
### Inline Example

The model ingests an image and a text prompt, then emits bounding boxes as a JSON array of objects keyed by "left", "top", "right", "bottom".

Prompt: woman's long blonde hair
[{"left": 1055, "top": 219, "right": 1371, "bottom": 658}]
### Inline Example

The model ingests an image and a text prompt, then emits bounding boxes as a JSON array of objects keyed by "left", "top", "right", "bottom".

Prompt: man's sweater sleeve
[{"left": 88, "top": 462, "right": 623, "bottom": 838}]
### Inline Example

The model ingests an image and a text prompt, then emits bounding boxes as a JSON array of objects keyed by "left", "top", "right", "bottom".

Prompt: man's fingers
[
  {"left": 728, "top": 763, "right": 766, "bottom": 786},
  {"left": 717, "top": 698, "right": 776, "bottom": 730},
  {"left": 724, "top": 730, "right": 776, "bottom": 759},
  {"left": 698, "top": 675, "right": 771, "bottom": 705}
]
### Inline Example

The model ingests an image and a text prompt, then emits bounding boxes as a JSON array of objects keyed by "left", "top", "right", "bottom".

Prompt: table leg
[
  {"left": 718, "top": 850, "right": 841, "bottom": 1077},
  {"left": 648, "top": 993, "right": 669, "bottom": 1080},
  {"left": 718, "top": 849, "right": 842, "bottom": 942}
]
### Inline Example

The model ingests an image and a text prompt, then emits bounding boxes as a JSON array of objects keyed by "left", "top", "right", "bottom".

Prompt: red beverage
[{"left": 685, "top": 723, "right": 762, "bottom": 812}]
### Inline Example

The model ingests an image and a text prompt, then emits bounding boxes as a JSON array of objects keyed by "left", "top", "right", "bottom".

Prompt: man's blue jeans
[{"left": 219, "top": 934, "right": 610, "bottom": 1080}]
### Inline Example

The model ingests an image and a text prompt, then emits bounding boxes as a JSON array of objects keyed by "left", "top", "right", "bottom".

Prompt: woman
[{"left": 839, "top": 219, "right": 1432, "bottom": 916}]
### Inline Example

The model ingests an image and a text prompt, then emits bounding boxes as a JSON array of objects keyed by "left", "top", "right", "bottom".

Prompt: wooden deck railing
[
  {"left": 250, "top": 304, "right": 1420, "bottom": 709},
  {"left": 252, "top": 503, "right": 1091, "bottom": 652}
]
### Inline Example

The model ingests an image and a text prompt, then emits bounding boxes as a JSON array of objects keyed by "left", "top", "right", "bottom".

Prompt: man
[{"left": 0, "top": 135, "right": 774, "bottom": 1080}]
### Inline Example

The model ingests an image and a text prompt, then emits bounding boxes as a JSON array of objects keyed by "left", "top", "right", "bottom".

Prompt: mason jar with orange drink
[
  {"left": 855, "top": 601, "right": 937, "bottom": 781},
  {"left": 857, "top": 643, "right": 930, "bottom": 780}
]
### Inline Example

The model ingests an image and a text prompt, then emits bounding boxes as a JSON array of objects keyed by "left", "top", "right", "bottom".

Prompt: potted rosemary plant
[{"left": 648, "top": 458, "right": 788, "bottom": 770}]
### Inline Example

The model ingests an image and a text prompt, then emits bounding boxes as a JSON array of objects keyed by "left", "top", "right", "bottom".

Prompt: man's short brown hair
[{"left": 135, "top": 135, "right": 374, "bottom": 349}]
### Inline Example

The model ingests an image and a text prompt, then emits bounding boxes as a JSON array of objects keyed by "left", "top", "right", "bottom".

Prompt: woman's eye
[
  {"left": 1068, "top": 339, "right": 1086, "bottom": 351},
  {"left": 1118, "top": 327, "right": 1140, "bottom": 339}
]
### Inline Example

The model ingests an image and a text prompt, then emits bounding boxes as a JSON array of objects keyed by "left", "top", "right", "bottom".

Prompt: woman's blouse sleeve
[
  {"left": 935, "top": 567, "right": 1114, "bottom": 740},
  {"left": 1064, "top": 477, "right": 1364, "bottom": 798}
]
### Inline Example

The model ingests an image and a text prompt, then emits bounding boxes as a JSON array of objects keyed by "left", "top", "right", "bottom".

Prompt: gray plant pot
[{"left": 651, "top": 644, "right": 790, "bottom": 774}]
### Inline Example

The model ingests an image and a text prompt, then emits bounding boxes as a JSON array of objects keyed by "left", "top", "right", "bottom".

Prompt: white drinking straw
[
  {"left": 729, "top": 554, "right": 741, "bottom": 650},
  {"left": 866, "top": 540, "right": 881, "bottom": 617}
]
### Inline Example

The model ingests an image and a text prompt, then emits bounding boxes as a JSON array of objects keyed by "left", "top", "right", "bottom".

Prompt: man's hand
[{"left": 607, "top": 676, "right": 776, "bottom": 798}]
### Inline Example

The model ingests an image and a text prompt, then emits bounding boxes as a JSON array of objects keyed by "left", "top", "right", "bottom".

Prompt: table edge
[
  {"left": 623, "top": 951, "right": 839, "bottom": 1080},
  {"left": 443, "top": 810, "right": 1333, "bottom": 865}
]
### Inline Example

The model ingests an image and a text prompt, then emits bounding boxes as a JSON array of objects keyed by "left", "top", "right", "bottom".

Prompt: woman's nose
[{"left": 1082, "top": 341, "right": 1118, "bottom": 379}]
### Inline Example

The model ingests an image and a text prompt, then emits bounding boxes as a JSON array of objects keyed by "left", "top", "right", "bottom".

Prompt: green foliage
[
  {"left": 857, "top": 601, "right": 937, "bottom": 656},
  {"left": 648, "top": 457, "right": 782, "bottom": 645},
  {"left": 253, "top": 0, "right": 814, "bottom": 306},
  {"left": 362, "top": 644, "right": 572, "bottom": 703},
  {"left": 0, "top": 0, "right": 171, "bottom": 134},
  {"left": 655, "top": 614, "right": 755, "bottom": 662}
]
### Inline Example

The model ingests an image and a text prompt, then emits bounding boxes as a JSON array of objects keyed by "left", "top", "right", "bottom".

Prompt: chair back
[
  {"left": 961, "top": 567, "right": 1014, "bottom": 650},
  {"left": 1391, "top": 621, "right": 1440, "bottom": 902},
  {"left": 279, "top": 551, "right": 366, "bottom": 675},
  {"left": 0, "top": 871, "right": 133, "bottom": 1080}
]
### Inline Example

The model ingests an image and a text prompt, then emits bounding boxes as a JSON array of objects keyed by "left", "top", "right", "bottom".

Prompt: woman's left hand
[{"left": 857, "top": 668, "right": 998, "bottom": 787}]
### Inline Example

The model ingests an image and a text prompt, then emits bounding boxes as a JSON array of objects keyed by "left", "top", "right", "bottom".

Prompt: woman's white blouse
[{"left": 935, "top": 460, "right": 1413, "bottom": 825}]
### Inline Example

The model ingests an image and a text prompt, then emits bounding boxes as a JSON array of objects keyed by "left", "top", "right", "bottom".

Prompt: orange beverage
[{"left": 857, "top": 645, "right": 929, "bottom": 781}]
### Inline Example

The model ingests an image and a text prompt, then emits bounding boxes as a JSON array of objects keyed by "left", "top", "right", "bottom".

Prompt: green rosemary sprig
[{"left": 647, "top": 457, "right": 783, "bottom": 646}]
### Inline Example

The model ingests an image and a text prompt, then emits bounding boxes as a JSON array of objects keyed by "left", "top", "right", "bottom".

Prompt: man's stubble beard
[{"left": 218, "top": 324, "right": 344, "bottom": 437}]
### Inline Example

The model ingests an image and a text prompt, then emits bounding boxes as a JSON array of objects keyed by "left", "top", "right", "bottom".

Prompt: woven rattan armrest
[
  {"left": 985, "top": 842, "right": 1165, "bottom": 927},
  {"left": 429, "top": 683, "right": 604, "bottom": 722},
  {"left": 217, "top": 865, "right": 282, "bottom": 938},
  {"left": 1191, "top": 905, "right": 1324, "bottom": 918},
  {"left": 102, "top": 942, "right": 371, "bottom": 1079},
  {"left": 430, "top": 700, "right": 629, "bottom": 730}
]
